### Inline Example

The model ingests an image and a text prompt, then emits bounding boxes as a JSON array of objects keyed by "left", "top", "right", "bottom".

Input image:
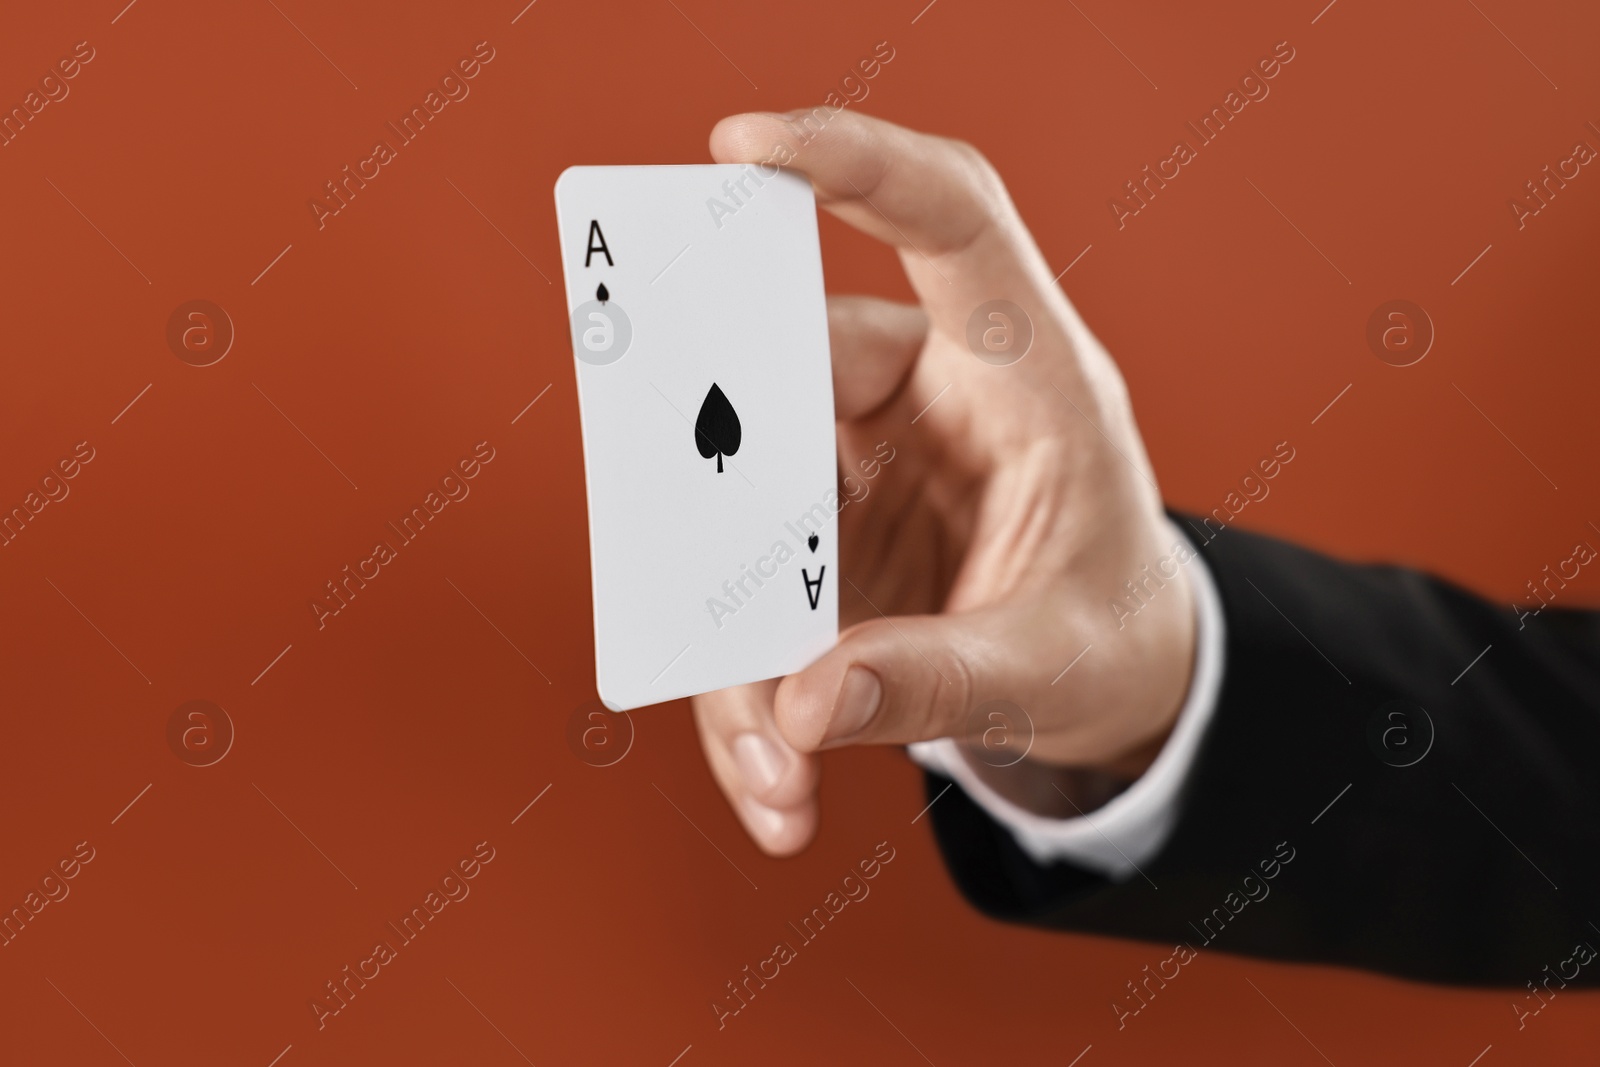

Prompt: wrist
[
  {"left": 960, "top": 518, "right": 1202, "bottom": 819},
  {"left": 1089, "top": 517, "right": 1200, "bottom": 767},
  {"left": 955, "top": 743, "right": 1143, "bottom": 818}
]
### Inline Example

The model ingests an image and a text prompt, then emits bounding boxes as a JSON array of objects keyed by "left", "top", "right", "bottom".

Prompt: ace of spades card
[{"left": 554, "top": 165, "right": 839, "bottom": 711}]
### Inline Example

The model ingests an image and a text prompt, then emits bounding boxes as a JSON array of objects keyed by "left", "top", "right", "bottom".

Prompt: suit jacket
[{"left": 924, "top": 517, "right": 1600, "bottom": 986}]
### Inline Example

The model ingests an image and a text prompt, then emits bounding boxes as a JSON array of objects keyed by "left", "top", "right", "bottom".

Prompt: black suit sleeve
[{"left": 924, "top": 517, "right": 1600, "bottom": 986}]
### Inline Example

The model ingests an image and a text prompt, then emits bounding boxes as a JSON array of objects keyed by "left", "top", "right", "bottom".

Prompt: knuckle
[
  {"left": 928, "top": 646, "right": 977, "bottom": 740},
  {"left": 944, "top": 137, "right": 1005, "bottom": 198},
  {"left": 944, "top": 136, "right": 993, "bottom": 177},
  {"left": 757, "top": 755, "right": 818, "bottom": 808},
  {"left": 938, "top": 136, "right": 1011, "bottom": 252},
  {"left": 1098, "top": 364, "right": 1134, "bottom": 420}
]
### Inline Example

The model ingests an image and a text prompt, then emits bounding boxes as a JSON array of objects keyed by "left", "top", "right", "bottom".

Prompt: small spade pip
[
  {"left": 596, "top": 283, "right": 609, "bottom": 304},
  {"left": 694, "top": 383, "right": 741, "bottom": 473}
]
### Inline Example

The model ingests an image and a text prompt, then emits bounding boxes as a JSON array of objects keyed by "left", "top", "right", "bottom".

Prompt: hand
[{"left": 692, "top": 108, "right": 1197, "bottom": 855}]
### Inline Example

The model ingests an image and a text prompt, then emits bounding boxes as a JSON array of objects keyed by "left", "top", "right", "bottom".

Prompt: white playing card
[{"left": 554, "top": 165, "right": 839, "bottom": 711}]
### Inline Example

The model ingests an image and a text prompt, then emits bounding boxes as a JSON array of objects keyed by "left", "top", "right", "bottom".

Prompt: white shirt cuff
[{"left": 907, "top": 526, "right": 1225, "bottom": 881}]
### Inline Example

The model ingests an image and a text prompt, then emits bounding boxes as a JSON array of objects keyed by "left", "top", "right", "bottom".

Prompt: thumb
[{"left": 772, "top": 607, "right": 1042, "bottom": 753}]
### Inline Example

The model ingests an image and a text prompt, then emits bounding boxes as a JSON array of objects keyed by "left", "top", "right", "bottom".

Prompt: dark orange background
[{"left": 3, "top": 0, "right": 1598, "bottom": 1063}]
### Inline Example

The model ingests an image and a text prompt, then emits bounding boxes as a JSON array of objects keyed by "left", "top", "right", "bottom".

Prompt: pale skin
[{"left": 692, "top": 108, "right": 1198, "bottom": 855}]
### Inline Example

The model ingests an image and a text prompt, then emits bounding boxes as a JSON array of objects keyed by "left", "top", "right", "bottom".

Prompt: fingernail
[
  {"left": 739, "top": 794, "right": 788, "bottom": 841},
  {"left": 732, "top": 732, "right": 786, "bottom": 796},
  {"left": 822, "top": 667, "right": 882, "bottom": 746}
]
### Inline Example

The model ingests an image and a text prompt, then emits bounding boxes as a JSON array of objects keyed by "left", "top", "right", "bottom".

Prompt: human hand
[{"left": 692, "top": 108, "right": 1197, "bottom": 855}]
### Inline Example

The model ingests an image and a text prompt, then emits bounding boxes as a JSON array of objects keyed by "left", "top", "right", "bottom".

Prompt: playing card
[{"left": 554, "top": 165, "right": 839, "bottom": 711}]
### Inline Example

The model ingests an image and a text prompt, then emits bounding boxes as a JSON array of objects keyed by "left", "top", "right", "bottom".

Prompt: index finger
[{"left": 708, "top": 108, "right": 1085, "bottom": 366}]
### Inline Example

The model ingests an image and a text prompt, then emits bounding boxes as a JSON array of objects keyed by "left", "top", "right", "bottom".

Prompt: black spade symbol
[
  {"left": 596, "top": 283, "right": 609, "bottom": 303},
  {"left": 807, "top": 533, "right": 819, "bottom": 552},
  {"left": 694, "top": 383, "right": 741, "bottom": 473}
]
